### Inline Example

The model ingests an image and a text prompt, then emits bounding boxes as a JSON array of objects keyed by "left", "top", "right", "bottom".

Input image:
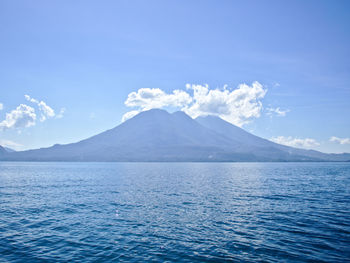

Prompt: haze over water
[{"left": 1, "top": 162, "right": 349, "bottom": 262}]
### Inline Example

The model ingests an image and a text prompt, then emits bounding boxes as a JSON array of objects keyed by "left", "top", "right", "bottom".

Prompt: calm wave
[{"left": 1, "top": 162, "right": 350, "bottom": 262}]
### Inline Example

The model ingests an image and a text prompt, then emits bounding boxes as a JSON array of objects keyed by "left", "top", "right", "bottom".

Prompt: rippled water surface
[{"left": 1, "top": 162, "right": 350, "bottom": 262}]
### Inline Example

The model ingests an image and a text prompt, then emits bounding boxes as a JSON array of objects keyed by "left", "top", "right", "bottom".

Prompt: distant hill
[
  {"left": 4, "top": 147, "right": 16, "bottom": 152},
  {"left": 1, "top": 109, "right": 349, "bottom": 162},
  {"left": 0, "top": 146, "right": 7, "bottom": 155},
  {"left": 196, "top": 115, "right": 350, "bottom": 161},
  {"left": 0, "top": 146, "right": 16, "bottom": 153}
]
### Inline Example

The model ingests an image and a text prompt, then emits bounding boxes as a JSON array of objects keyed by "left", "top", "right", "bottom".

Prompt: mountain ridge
[{"left": 1, "top": 109, "right": 349, "bottom": 162}]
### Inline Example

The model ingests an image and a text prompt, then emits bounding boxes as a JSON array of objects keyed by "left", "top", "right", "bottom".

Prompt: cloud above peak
[
  {"left": 122, "top": 82, "right": 269, "bottom": 126},
  {"left": 184, "top": 82, "right": 267, "bottom": 126},
  {"left": 125, "top": 88, "right": 192, "bottom": 110},
  {"left": 121, "top": 110, "right": 140, "bottom": 122}
]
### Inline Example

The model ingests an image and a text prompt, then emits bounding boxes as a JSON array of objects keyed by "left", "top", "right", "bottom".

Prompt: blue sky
[{"left": 1, "top": 0, "right": 350, "bottom": 153}]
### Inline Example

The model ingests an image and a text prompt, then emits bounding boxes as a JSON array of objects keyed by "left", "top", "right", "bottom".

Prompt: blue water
[{"left": 1, "top": 162, "right": 350, "bottom": 262}]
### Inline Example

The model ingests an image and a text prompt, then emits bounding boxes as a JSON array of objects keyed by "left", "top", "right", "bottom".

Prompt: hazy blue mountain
[
  {"left": 0, "top": 146, "right": 16, "bottom": 153},
  {"left": 0, "top": 146, "right": 7, "bottom": 155},
  {"left": 3, "top": 147, "right": 15, "bottom": 152},
  {"left": 0, "top": 109, "right": 236, "bottom": 161},
  {"left": 196, "top": 115, "right": 350, "bottom": 161},
  {"left": 1, "top": 109, "right": 349, "bottom": 162}
]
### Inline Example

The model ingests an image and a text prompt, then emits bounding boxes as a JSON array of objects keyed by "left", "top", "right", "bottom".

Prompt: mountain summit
[{"left": 1, "top": 109, "right": 349, "bottom": 162}]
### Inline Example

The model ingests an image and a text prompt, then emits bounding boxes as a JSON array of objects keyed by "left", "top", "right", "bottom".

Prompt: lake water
[{"left": 0, "top": 162, "right": 350, "bottom": 262}]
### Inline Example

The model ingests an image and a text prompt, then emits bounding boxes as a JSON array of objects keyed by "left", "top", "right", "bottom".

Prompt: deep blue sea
[{"left": 1, "top": 162, "right": 350, "bottom": 262}]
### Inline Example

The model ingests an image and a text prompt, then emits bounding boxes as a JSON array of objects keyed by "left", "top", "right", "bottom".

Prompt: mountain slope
[
  {"left": 0, "top": 146, "right": 8, "bottom": 155},
  {"left": 4, "top": 147, "right": 15, "bottom": 152},
  {"left": 1, "top": 110, "right": 241, "bottom": 161},
  {"left": 196, "top": 115, "right": 350, "bottom": 161},
  {"left": 1, "top": 109, "right": 349, "bottom": 162}
]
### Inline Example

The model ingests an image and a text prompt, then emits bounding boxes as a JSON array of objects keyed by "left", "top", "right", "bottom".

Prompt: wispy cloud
[
  {"left": 0, "top": 103, "right": 3, "bottom": 110},
  {"left": 0, "top": 139, "right": 22, "bottom": 150},
  {"left": 123, "top": 82, "right": 269, "bottom": 127},
  {"left": 56, "top": 108, "right": 65, "bottom": 119},
  {"left": 329, "top": 136, "right": 350, "bottom": 145},
  {"left": 122, "top": 110, "right": 140, "bottom": 122},
  {"left": 270, "top": 136, "right": 320, "bottom": 149},
  {"left": 266, "top": 107, "right": 289, "bottom": 117}
]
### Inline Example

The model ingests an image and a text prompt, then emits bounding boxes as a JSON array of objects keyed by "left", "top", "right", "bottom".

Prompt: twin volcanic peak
[{"left": 1, "top": 109, "right": 349, "bottom": 162}]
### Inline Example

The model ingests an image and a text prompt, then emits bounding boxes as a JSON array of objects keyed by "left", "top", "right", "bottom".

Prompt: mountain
[
  {"left": 196, "top": 115, "right": 350, "bottom": 161},
  {"left": 0, "top": 146, "right": 16, "bottom": 153},
  {"left": 3, "top": 147, "right": 16, "bottom": 152},
  {"left": 1, "top": 109, "right": 349, "bottom": 162},
  {"left": 0, "top": 146, "right": 7, "bottom": 155}
]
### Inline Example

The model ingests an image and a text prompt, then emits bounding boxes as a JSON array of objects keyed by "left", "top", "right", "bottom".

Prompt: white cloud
[
  {"left": 0, "top": 95, "right": 64, "bottom": 132},
  {"left": 266, "top": 107, "right": 289, "bottom": 117},
  {"left": 38, "top": 101, "right": 55, "bottom": 121},
  {"left": 125, "top": 88, "right": 192, "bottom": 110},
  {"left": 329, "top": 136, "right": 350, "bottom": 145},
  {"left": 24, "top": 95, "right": 57, "bottom": 121},
  {"left": 123, "top": 88, "right": 193, "bottom": 123},
  {"left": 184, "top": 82, "right": 267, "bottom": 126},
  {"left": 123, "top": 82, "right": 268, "bottom": 127},
  {"left": 0, "top": 103, "right": 3, "bottom": 110},
  {"left": 270, "top": 136, "right": 320, "bottom": 149},
  {"left": 0, "top": 139, "right": 22, "bottom": 150},
  {"left": 56, "top": 108, "right": 65, "bottom": 119},
  {"left": 0, "top": 104, "right": 36, "bottom": 131},
  {"left": 122, "top": 110, "right": 140, "bottom": 122},
  {"left": 24, "top": 95, "right": 38, "bottom": 103}
]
